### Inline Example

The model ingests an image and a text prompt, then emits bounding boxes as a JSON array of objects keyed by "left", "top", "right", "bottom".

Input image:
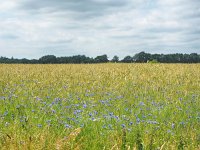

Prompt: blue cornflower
[
  {"left": 167, "top": 130, "right": 171, "bottom": 133},
  {"left": 83, "top": 104, "right": 87, "bottom": 108},
  {"left": 4, "top": 111, "right": 8, "bottom": 116},
  {"left": 108, "top": 124, "right": 112, "bottom": 130},
  {"left": 109, "top": 112, "right": 114, "bottom": 116},
  {"left": 74, "top": 110, "right": 82, "bottom": 115},
  {"left": 136, "top": 118, "right": 140, "bottom": 124},
  {"left": 146, "top": 120, "right": 158, "bottom": 124},
  {"left": 88, "top": 112, "right": 92, "bottom": 117},
  {"left": 121, "top": 124, "right": 126, "bottom": 128},
  {"left": 46, "top": 120, "right": 51, "bottom": 123},
  {"left": 37, "top": 124, "right": 42, "bottom": 128},
  {"left": 179, "top": 121, "right": 185, "bottom": 126},
  {"left": 65, "top": 124, "right": 71, "bottom": 128},
  {"left": 129, "top": 122, "right": 133, "bottom": 126},
  {"left": 52, "top": 110, "right": 56, "bottom": 113},
  {"left": 139, "top": 101, "right": 145, "bottom": 106}
]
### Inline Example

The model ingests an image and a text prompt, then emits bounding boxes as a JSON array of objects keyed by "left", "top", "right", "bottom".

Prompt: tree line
[{"left": 0, "top": 52, "right": 200, "bottom": 64}]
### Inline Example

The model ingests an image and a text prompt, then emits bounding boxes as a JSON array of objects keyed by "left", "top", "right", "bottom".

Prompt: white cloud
[{"left": 0, "top": 0, "right": 199, "bottom": 58}]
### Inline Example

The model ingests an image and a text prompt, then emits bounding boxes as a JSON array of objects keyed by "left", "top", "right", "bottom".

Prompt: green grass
[{"left": 0, "top": 64, "right": 199, "bottom": 149}]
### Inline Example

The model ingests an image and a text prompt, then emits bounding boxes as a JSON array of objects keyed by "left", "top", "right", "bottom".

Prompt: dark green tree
[
  {"left": 133, "top": 51, "right": 151, "bottom": 63},
  {"left": 39, "top": 55, "right": 57, "bottom": 64},
  {"left": 121, "top": 56, "right": 133, "bottom": 63},
  {"left": 111, "top": 55, "right": 119, "bottom": 63},
  {"left": 94, "top": 54, "right": 109, "bottom": 63}
]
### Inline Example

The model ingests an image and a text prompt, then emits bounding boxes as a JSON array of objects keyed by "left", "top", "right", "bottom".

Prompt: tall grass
[{"left": 0, "top": 64, "right": 199, "bottom": 149}]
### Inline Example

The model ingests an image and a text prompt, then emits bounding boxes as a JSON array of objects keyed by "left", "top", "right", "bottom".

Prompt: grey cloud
[
  {"left": 18, "top": 0, "right": 130, "bottom": 16},
  {"left": 0, "top": 34, "right": 19, "bottom": 40}
]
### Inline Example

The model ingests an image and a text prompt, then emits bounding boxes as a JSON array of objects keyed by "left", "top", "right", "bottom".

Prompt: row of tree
[{"left": 0, "top": 52, "right": 200, "bottom": 64}]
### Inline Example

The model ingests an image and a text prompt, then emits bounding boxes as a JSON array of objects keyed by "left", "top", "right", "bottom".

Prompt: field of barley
[{"left": 0, "top": 64, "right": 199, "bottom": 150}]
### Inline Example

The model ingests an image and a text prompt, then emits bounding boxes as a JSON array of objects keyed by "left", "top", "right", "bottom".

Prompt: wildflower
[
  {"left": 65, "top": 124, "right": 71, "bottom": 128},
  {"left": 52, "top": 109, "right": 56, "bottom": 113},
  {"left": 75, "top": 104, "right": 79, "bottom": 107},
  {"left": 127, "top": 128, "right": 132, "bottom": 132},
  {"left": 172, "top": 123, "right": 175, "bottom": 129},
  {"left": 109, "top": 112, "right": 114, "bottom": 116},
  {"left": 121, "top": 124, "right": 126, "bottom": 128},
  {"left": 0, "top": 96, "right": 5, "bottom": 100},
  {"left": 167, "top": 130, "right": 174, "bottom": 135},
  {"left": 108, "top": 124, "right": 112, "bottom": 130},
  {"left": 114, "top": 116, "right": 119, "bottom": 120},
  {"left": 89, "top": 112, "right": 92, "bottom": 117},
  {"left": 37, "top": 124, "right": 42, "bottom": 128},
  {"left": 167, "top": 130, "right": 171, "bottom": 133},
  {"left": 83, "top": 104, "right": 87, "bottom": 108},
  {"left": 11, "top": 114, "right": 15, "bottom": 120},
  {"left": 142, "top": 115, "right": 146, "bottom": 118},
  {"left": 4, "top": 111, "right": 8, "bottom": 116},
  {"left": 66, "top": 106, "right": 71, "bottom": 109},
  {"left": 116, "top": 95, "right": 123, "bottom": 99},
  {"left": 36, "top": 97, "right": 41, "bottom": 101},
  {"left": 5, "top": 122, "right": 9, "bottom": 127},
  {"left": 91, "top": 117, "right": 96, "bottom": 121},
  {"left": 46, "top": 120, "right": 51, "bottom": 123},
  {"left": 54, "top": 98, "right": 61, "bottom": 102},
  {"left": 139, "top": 101, "right": 145, "bottom": 106},
  {"left": 147, "top": 120, "right": 159, "bottom": 124},
  {"left": 179, "top": 121, "right": 185, "bottom": 126},
  {"left": 94, "top": 110, "right": 98, "bottom": 115},
  {"left": 74, "top": 110, "right": 82, "bottom": 115},
  {"left": 16, "top": 105, "right": 20, "bottom": 109},
  {"left": 129, "top": 122, "right": 133, "bottom": 126},
  {"left": 136, "top": 118, "right": 140, "bottom": 124}
]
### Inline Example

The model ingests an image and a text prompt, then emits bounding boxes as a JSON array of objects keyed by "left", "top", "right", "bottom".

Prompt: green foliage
[
  {"left": 121, "top": 56, "right": 133, "bottom": 63},
  {"left": 111, "top": 55, "right": 119, "bottom": 63},
  {"left": 1, "top": 52, "right": 200, "bottom": 64},
  {"left": 121, "top": 128, "right": 127, "bottom": 150},
  {"left": 136, "top": 131, "right": 144, "bottom": 150},
  {"left": 147, "top": 59, "right": 159, "bottom": 63},
  {"left": 94, "top": 54, "right": 109, "bottom": 63},
  {"left": 178, "top": 138, "right": 185, "bottom": 150},
  {"left": 39, "top": 55, "right": 57, "bottom": 64}
]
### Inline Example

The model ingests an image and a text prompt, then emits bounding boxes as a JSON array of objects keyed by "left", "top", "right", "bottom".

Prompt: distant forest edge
[{"left": 1, "top": 52, "right": 200, "bottom": 64}]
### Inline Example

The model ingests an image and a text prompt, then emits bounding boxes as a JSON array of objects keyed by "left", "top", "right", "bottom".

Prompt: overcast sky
[{"left": 0, "top": 0, "right": 200, "bottom": 59}]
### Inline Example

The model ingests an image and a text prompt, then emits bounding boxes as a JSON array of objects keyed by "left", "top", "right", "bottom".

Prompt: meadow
[{"left": 0, "top": 64, "right": 199, "bottom": 150}]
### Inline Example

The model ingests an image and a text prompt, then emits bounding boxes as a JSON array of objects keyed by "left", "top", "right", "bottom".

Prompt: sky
[{"left": 0, "top": 0, "right": 200, "bottom": 59}]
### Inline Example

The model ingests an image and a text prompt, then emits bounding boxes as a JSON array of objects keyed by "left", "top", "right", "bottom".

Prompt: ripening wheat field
[{"left": 0, "top": 64, "right": 199, "bottom": 150}]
